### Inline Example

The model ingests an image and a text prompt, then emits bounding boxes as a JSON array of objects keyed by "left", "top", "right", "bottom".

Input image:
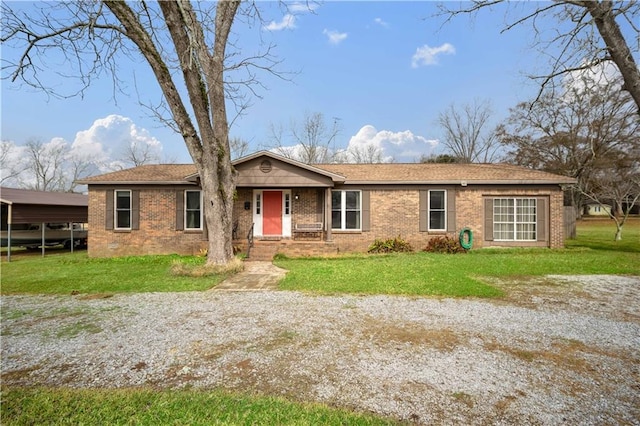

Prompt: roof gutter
[
  {"left": 341, "top": 179, "right": 577, "bottom": 185},
  {"left": 76, "top": 180, "right": 200, "bottom": 186}
]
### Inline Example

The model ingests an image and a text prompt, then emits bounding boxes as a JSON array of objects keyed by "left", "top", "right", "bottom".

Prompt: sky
[{"left": 1, "top": 1, "right": 633, "bottom": 173}]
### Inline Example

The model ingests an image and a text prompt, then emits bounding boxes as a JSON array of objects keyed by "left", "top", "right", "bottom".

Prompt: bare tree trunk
[
  {"left": 583, "top": 1, "right": 640, "bottom": 115},
  {"left": 106, "top": 1, "right": 240, "bottom": 265},
  {"left": 614, "top": 225, "right": 622, "bottom": 241}
]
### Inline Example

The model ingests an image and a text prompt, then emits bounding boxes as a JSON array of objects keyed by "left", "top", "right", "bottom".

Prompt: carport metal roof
[{"left": 1, "top": 187, "right": 88, "bottom": 224}]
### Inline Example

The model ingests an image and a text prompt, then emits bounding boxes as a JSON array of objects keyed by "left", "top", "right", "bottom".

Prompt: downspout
[
  {"left": 42, "top": 222, "right": 45, "bottom": 257},
  {"left": 7, "top": 204, "right": 11, "bottom": 262}
]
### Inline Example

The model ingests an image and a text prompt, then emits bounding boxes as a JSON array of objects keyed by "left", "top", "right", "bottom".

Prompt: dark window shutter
[
  {"left": 316, "top": 190, "right": 324, "bottom": 222},
  {"left": 447, "top": 189, "right": 456, "bottom": 232},
  {"left": 484, "top": 198, "right": 494, "bottom": 241},
  {"left": 131, "top": 190, "right": 140, "bottom": 230},
  {"left": 419, "top": 190, "right": 428, "bottom": 232},
  {"left": 361, "top": 190, "right": 370, "bottom": 231},
  {"left": 105, "top": 190, "right": 114, "bottom": 230},
  {"left": 176, "top": 190, "right": 184, "bottom": 231},
  {"left": 537, "top": 197, "right": 548, "bottom": 242}
]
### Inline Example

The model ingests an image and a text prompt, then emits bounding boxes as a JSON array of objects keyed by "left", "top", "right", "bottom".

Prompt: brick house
[{"left": 78, "top": 151, "right": 575, "bottom": 258}]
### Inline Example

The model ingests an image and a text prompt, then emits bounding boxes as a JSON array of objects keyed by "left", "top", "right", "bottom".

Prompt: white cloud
[
  {"left": 323, "top": 29, "right": 348, "bottom": 45},
  {"left": 345, "top": 125, "right": 438, "bottom": 162},
  {"left": 411, "top": 43, "right": 456, "bottom": 68},
  {"left": 264, "top": 14, "right": 296, "bottom": 31},
  {"left": 72, "top": 114, "right": 162, "bottom": 170},
  {"left": 562, "top": 61, "right": 622, "bottom": 95},
  {"left": 373, "top": 17, "right": 389, "bottom": 28}
]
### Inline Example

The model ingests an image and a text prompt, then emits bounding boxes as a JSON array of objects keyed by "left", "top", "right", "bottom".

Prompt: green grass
[
  {"left": 0, "top": 253, "right": 225, "bottom": 295},
  {"left": 275, "top": 219, "right": 639, "bottom": 297},
  {"left": 0, "top": 387, "right": 399, "bottom": 426}
]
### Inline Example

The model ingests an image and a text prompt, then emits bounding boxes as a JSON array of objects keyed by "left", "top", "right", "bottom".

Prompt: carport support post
[
  {"left": 41, "top": 222, "right": 45, "bottom": 258},
  {"left": 70, "top": 222, "right": 74, "bottom": 254}
]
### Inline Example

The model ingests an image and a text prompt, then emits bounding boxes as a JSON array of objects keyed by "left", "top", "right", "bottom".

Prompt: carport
[{"left": 1, "top": 187, "right": 88, "bottom": 261}]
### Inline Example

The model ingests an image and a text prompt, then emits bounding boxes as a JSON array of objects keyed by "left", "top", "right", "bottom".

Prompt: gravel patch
[{"left": 2, "top": 275, "right": 639, "bottom": 424}]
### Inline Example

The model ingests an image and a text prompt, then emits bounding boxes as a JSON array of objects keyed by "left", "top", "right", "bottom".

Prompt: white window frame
[
  {"left": 184, "top": 190, "right": 203, "bottom": 230},
  {"left": 493, "top": 198, "right": 537, "bottom": 241},
  {"left": 331, "top": 190, "right": 362, "bottom": 231},
  {"left": 114, "top": 190, "right": 132, "bottom": 230},
  {"left": 428, "top": 189, "right": 447, "bottom": 231}
]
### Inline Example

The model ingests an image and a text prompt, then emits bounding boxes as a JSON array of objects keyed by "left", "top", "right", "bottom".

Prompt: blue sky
[{"left": 0, "top": 1, "right": 607, "bottom": 166}]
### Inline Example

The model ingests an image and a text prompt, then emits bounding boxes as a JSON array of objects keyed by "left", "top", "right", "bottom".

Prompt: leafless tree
[
  {"left": 436, "top": 99, "right": 502, "bottom": 163},
  {"left": 500, "top": 75, "right": 640, "bottom": 239},
  {"left": 229, "top": 136, "right": 250, "bottom": 160},
  {"left": 23, "top": 139, "right": 68, "bottom": 191},
  {"left": 0, "top": 141, "right": 28, "bottom": 185},
  {"left": 2, "top": 1, "right": 278, "bottom": 265},
  {"left": 121, "top": 140, "right": 162, "bottom": 168},
  {"left": 439, "top": 1, "right": 640, "bottom": 114},
  {"left": 579, "top": 152, "right": 640, "bottom": 240},
  {"left": 346, "top": 144, "right": 386, "bottom": 163},
  {"left": 269, "top": 112, "right": 341, "bottom": 164}
]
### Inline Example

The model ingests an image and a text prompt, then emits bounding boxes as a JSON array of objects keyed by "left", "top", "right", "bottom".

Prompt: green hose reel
[{"left": 459, "top": 227, "right": 473, "bottom": 250}]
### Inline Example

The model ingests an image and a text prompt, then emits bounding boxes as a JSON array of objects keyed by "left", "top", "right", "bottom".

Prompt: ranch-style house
[{"left": 78, "top": 151, "right": 575, "bottom": 259}]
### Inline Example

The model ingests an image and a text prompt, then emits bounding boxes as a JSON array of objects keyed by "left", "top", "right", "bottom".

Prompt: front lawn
[
  {"left": 1, "top": 218, "right": 637, "bottom": 297},
  {"left": 275, "top": 219, "right": 639, "bottom": 296},
  {"left": 0, "top": 387, "right": 398, "bottom": 426},
  {"left": 0, "top": 254, "right": 222, "bottom": 294}
]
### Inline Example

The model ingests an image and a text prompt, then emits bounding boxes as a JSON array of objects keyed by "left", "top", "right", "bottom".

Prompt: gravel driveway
[{"left": 2, "top": 275, "right": 639, "bottom": 425}]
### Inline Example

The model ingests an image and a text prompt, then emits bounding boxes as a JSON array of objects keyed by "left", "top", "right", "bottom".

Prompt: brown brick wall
[
  {"left": 88, "top": 187, "right": 207, "bottom": 257},
  {"left": 88, "top": 184, "right": 566, "bottom": 258},
  {"left": 329, "top": 185, "right": 566, "bottom": 252}
]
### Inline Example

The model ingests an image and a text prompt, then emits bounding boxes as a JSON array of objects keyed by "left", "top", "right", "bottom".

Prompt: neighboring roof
[
  {"left": 1, "top": 187, "right": 88, "bottom": 206},
  {"left": 1, "top": 187, "right": 88, "bottom": 224},
  {"left": 77, "top": 154, "right": 576, "bottom": 186},
  {"left": 77, "top": 164, "right": 198, "bottom": 185},
  {"left": 317, "top": 163, "right": 576, "bottom": 185}
]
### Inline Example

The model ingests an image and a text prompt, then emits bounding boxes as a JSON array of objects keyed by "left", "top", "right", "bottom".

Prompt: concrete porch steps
[{"left": 246, "top": 241, "right": 281, "bottom": 261}]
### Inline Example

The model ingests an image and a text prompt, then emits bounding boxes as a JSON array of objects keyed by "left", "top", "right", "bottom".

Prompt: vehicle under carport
[{"left": 1, "top": 187, "right": 88, "bottom": 261}]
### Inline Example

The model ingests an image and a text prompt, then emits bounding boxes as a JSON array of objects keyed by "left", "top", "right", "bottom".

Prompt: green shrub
[
  {"left": 368, "top": 236, "right": 413, "bottom": 253},
  {"left": 424, "top": 236, "right": 466, "bottom": 254}
]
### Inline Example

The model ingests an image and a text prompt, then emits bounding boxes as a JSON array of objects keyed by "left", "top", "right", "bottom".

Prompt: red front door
[{"left": 263, "top": 191, "right": 282, "bottom": 235}]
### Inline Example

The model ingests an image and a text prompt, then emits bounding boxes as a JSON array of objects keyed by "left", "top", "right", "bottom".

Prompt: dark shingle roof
[
  {"left": 77, "top": 154, "right": 575, "bottom": 186},
  {"left": 317, "top": 163, "right": 576, "bottom": 184},
  {"left": 77, "top": 164, "right": 198, "bottom": 184}
]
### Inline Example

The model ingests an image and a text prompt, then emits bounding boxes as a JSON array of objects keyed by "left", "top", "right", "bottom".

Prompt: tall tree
[
  {"left": 2, "top": 2, "right": 274, "bottom": 265},
  {"left": 436, "top": 99, "right": 502, "bottom": 163},
  {"left": 499, "top": 74, "right": 639, "bottom": 239},
  {"left": 0, "top": 141, "right": 28, "bottom": 186},
  {"left": 439, "top": 1, "right": 640, "bottom": 114},
  {"left": 269, "top": 112, "right": 341, "bottom": 164}
]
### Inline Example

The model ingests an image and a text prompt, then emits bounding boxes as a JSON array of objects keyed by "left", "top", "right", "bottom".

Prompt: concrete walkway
[{"left": 213, "top": 261, "right": 287, "bottom": 291}]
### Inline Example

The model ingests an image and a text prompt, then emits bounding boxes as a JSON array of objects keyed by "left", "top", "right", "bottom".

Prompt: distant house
[
  {"left": 584, "top": 202, "right": 612, "bottom": 217},
  {"left": 78, "top": 151, "right": 576, "bottom": 258}
]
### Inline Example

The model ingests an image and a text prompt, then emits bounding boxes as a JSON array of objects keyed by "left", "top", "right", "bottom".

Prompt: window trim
[
  {"left": 114, "top": 190, "right": 132, "bottom": 230},
  {"left": 493, "top": 197, "right": 537, "bottom": 241},
  {"left": 184, "top": 190, "right": 203, "bottom": 231},
  {"left": 331, "top": 190, "right": 362, "bottom": 231},
  {"left": 427, "top": 189, "right": 447, "bottom": 232}
]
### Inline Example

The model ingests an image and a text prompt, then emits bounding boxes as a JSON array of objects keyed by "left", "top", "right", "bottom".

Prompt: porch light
[{"left": 294, "top": 193, "right": 300, "bottom": 201}]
